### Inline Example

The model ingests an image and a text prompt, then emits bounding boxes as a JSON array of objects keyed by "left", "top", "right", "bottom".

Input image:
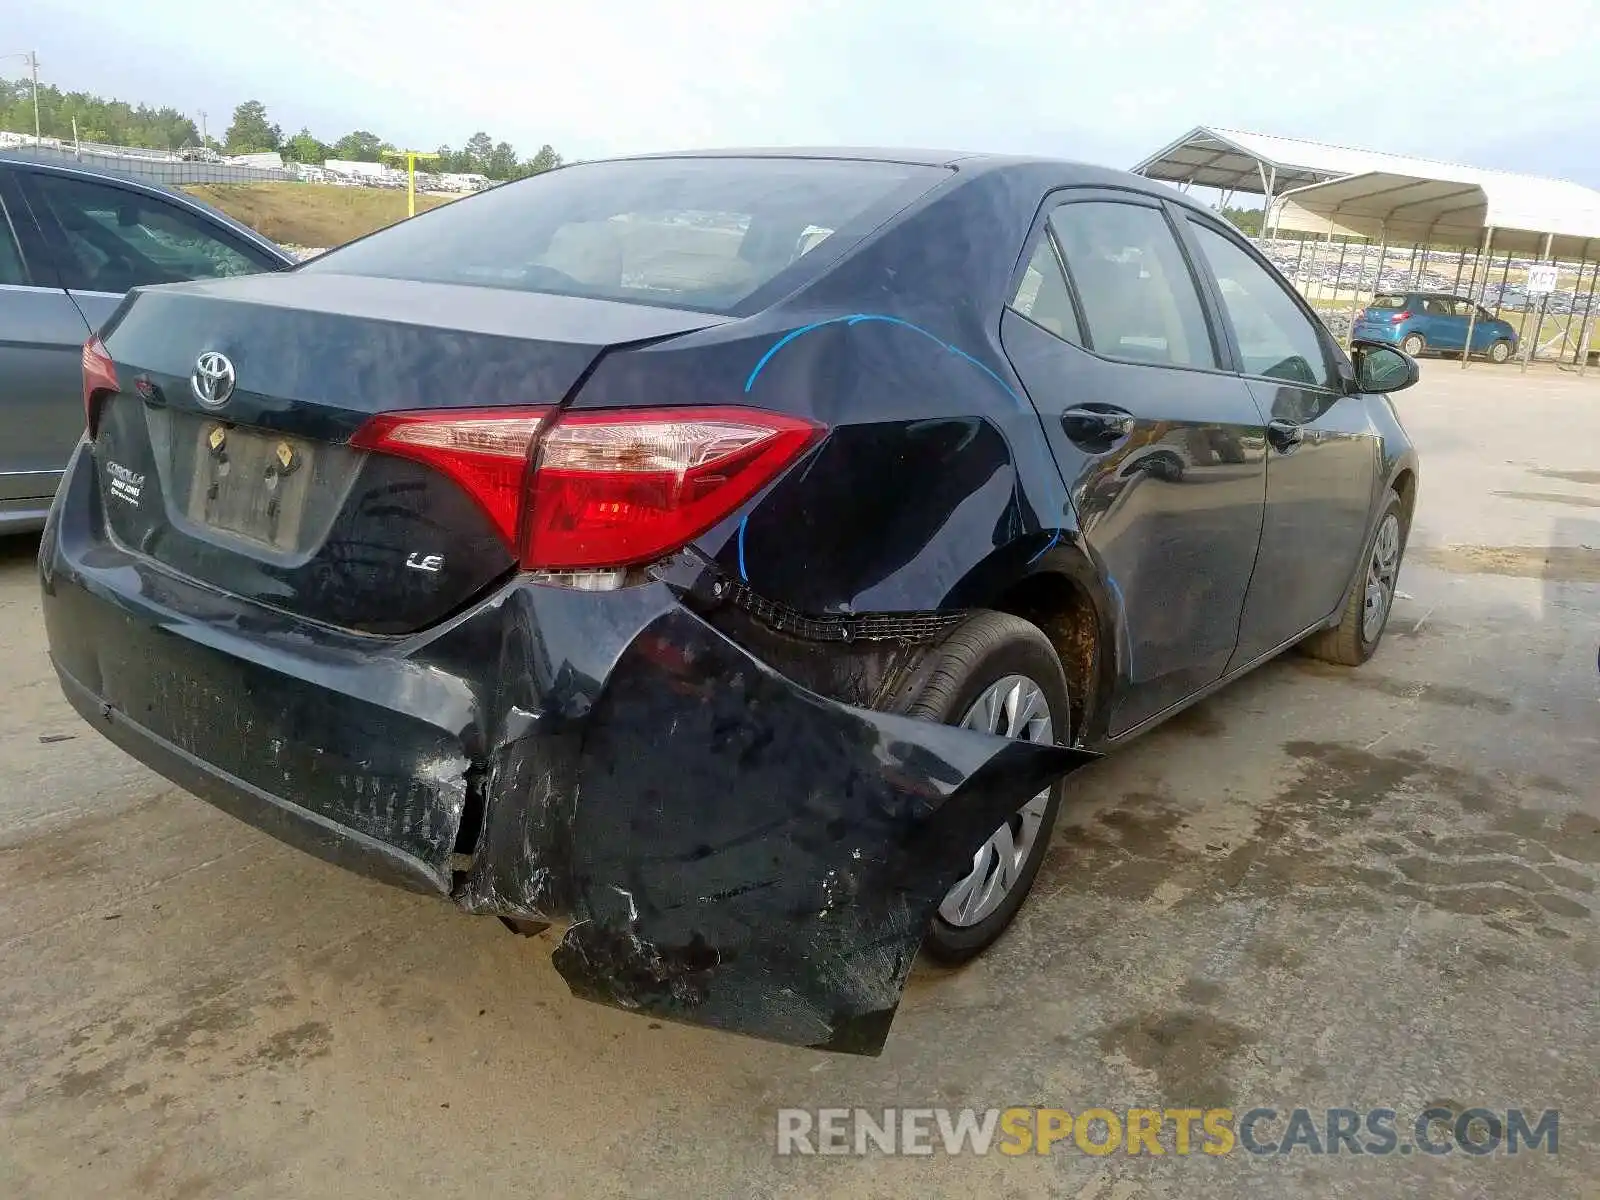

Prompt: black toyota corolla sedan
[{"left": 41, "top": 149, "right": 1419, "bottom": 1054}]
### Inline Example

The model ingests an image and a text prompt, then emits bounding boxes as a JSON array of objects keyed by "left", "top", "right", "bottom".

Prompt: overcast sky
[{"left": 9, "top": 0, "right": 1599, "bottom": 186}]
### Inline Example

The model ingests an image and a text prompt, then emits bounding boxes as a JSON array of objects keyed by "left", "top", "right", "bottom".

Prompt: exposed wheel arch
[
  {"left": 1390, "top": 467, "right": 1418, "bottom": 533},
  {"left": 985, "top": 565, "right": 1116, "bottom": 746}
]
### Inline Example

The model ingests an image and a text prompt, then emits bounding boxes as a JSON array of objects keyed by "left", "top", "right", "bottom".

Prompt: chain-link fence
[
  {"left": 1251, "top": 235, "right": 1600, "bottom": 365},
  {"left": 4, "top": 141, "right": 297, "bottom": 185}
]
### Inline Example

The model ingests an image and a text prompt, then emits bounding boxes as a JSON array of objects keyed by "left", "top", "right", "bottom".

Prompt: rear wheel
[
  {"left": 1300, "top": 492, "right": 1407, "bottom": 666},
  {"left": 1489, "top": 339, "right": 1513, "bottom": 364},
  {"left": 1400, "top": 333, "right": 1426, "bottom": 357},
  {"left": 901, "top": 612, "right": 1071, "bottom": 964}
]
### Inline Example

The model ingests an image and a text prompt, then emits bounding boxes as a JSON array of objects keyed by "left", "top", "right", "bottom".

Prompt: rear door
[
  {"left": 0, "top": 166, "right": 92, "bottom": 519},
  {"left": 1463, "top": 301, "right": 1500, "bottom": 352},
  {"left": 1179, "top": 215, "right": 1379, "bottom": 666},
  {"left": 1001, "top": 190, "right": 1268, "bottom": 736}
]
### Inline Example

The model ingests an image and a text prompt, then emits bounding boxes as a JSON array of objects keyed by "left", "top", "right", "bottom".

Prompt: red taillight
[
  {"left": 1390, "top": 310, "right": 1411, "bottom": 323},
  {"left": 527, "top": 407, "right": 822, "bottom": 570},
  {"left": 82, "top": 336, "right": 119, "bottom": 431},
  {"left": 350, "top": 408, "right": 550, "bottom": 547},
  {"left": 351, "top": 405, "right": 823, "bottom": 571}
]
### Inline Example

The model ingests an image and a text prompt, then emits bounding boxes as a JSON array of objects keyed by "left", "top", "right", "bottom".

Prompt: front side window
[
  {"left": 304, "top": 157, "right": 947, "bottom": 314},
  {"left": 1050, "top": 202, "right": 1216, "bottom": 368},
  {"left": 1009, "top": 234, "right": 1081, "bottom": 344},
  {"left": 1188, "top": 222, "right": 1335, "bottom": 388},
  {"left": 28, "top": 173, "right": 266, "bottom": 292}
]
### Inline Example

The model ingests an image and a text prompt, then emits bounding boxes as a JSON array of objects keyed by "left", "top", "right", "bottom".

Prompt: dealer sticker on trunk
[{"left": 106, "top": 461, "right": 145, "bottom": 507}]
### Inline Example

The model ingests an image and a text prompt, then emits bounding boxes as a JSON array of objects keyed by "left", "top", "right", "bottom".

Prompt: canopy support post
[
  {"left": 1345, "top": 231, "right": 1377, "bottom": 349},
  {"left": 1579, "top": 250, "right": 1600, "bottom": 376},
  {"left": 1257, "top": 162, "right": 1277, "bottom": 240},
  {"left": 1522, "top": 232, "right": 1554, "bottom": 373},
  {"left": 1461, "top": 226, "right": 1494, "bottom": 370},
  {"left": 1556, "top": 255, "right": 1588, "bottom": 363},
  {"left": 1331, "top": 236, "right": 1351, "bottom": 316}
]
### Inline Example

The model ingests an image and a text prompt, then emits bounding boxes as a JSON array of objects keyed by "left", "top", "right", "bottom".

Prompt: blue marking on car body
[{"left": 743, "top": 313, "right": 1068, "bottom": 564}]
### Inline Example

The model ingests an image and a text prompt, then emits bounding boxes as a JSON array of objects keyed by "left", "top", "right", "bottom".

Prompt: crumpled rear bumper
[{"left": 41, "top": 448, "right": 1095, "bottom": 1053}]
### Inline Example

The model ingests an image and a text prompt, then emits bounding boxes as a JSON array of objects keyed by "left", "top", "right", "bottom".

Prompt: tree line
[
  {"left": 1, "top": 77, "right": 199, "bottom": 151},
  {"left": 1, "top": 79, "right": 563, "bottom": 182}
]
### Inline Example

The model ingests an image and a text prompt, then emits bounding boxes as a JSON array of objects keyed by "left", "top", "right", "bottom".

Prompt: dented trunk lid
[{"left": 93, "top": 273, "right": 727, "bottom": 633}]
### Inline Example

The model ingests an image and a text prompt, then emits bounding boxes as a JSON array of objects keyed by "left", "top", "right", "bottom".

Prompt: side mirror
[{"left": 1352, "top": 342, "right": 1419, "bottom": 394}]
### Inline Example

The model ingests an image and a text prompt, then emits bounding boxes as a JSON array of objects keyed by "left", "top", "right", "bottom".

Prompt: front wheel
[
  {"left": 1488, "top": 339, "right": 1513, "bottom": 364},
  {"left": 1300, "top": 492, "right": 1407, "bottom": 666},
  {"left": 901, "top": 612, "right": 1071, "bottom": 964},
  {"left": 1400, "top": 333, "right": 1426, "bottom": 357}
]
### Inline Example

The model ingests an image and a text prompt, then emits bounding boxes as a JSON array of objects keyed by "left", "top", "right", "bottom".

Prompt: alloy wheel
[
  {"left": 1363, "top": 512, "right": 1402, "bottom": 643},
  {"left": 937, "top": 675, "right": 1055, "bottom": 928}
]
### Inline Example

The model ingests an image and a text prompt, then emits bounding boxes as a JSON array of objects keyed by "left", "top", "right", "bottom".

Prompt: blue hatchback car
[{"left": 1352, "top": 292, "right": 1518, "bottom": 363}]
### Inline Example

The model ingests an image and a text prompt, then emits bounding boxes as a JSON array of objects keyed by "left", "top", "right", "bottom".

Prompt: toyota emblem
[{"left": 191, "top": 351, "right": 236, "bottom": 408}]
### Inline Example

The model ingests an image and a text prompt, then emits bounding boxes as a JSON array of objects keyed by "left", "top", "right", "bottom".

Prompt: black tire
[
  {"left": 900, "top": 611, "right": 1071, "bottom": 964},
  {"left": 1489, "top": 339, "right": 1513, "bottom": 364},
  {"left": 1300, "top": 491, "right": 1408, "bottom": 666},
  {"left": 1400, "top": 333, "right": 1426, "bottom": 357}
]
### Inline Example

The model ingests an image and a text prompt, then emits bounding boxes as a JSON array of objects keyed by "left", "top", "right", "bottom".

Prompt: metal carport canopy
[{"left": 1275, "top": 170, "right": 1600, "bottom": 259}]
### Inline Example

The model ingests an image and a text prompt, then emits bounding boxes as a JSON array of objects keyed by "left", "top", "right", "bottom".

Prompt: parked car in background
[
  {"left": 0, "top": 154, "right": 293, "bottom": 532},
  {"left": 42, "top": 149, "right": 1420, "bottom": 1054},
  {"left": 1352, "top": 291, "right": 1518, "bottom": 362}
]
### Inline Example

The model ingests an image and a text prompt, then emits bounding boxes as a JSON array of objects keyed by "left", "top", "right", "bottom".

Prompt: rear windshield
[
  {"left": 304, "top": 157, "right": 947, "bottom": 313},
  {"left": 1368, "top": 294, "right": 1408, "bottom": 310}
]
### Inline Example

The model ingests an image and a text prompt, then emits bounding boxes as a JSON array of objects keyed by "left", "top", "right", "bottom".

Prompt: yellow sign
[{"left": 382, "top": 149, "right": 441, "bottom": 218}]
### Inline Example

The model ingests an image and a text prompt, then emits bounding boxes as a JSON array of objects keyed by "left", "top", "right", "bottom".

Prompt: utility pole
[
  {"left": 2, "top": 50, "right": 41, "bottom": 143},
  {"left": 28, "top": 50, "right": 38, "bottom": 145}
]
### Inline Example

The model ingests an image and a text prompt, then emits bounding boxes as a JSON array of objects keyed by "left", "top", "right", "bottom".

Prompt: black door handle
[
  {"left": 1062, "top": 406, "right": 1135, "bottom": 445},
  {"left": 1267, "top": 419, "right": 1305, "bottom": 452}
]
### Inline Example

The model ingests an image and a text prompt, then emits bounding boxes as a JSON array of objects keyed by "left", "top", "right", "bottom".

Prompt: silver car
[{"left": 0, "top": 154, "right": 293, "bottom": 531}]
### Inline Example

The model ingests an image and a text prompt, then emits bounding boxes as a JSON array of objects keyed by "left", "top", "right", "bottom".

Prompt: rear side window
[
  {"left": 1369, "top": 294, "right": 1408, "bottom": 310},
  {"left": 1010, "top": 235, "right": 1081, "bottom": 344},
  {"left": 0, "top": 200, "right": 25, "bottom": 285},
  {"left": 27, "top": 173, "right": 267, "bottom": 292},
  {"left": 305, "top": 157, "right": 947, "bottom": 314},
  {"left": 1049, "top": 202, "right": 1216, "bottom": 368}
]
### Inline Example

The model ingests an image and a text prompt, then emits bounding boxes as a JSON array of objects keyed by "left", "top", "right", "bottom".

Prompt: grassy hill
[{"left": 180, "top": 182, "right": 458, "bottom": 249}]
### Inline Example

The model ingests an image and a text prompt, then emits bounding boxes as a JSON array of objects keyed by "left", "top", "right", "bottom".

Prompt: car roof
[
  {"left": 615, "top": 146, "right": 1056, "bottom": 168},
  {"left": 0, "top": 150, "right": 293, "bottom": 263},
  {"left": 570, "top": 146, "right": 1209, "bottom": 214}
]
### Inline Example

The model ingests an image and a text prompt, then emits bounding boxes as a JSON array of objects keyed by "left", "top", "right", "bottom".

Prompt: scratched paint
[{"left": 741, "top": 312, "right": 1067, "bottom": 567}]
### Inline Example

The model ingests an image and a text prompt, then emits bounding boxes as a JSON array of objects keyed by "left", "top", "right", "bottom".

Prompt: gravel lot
[{"left": 1, "top": 363, "right": 1596, "bottom": 1199}]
